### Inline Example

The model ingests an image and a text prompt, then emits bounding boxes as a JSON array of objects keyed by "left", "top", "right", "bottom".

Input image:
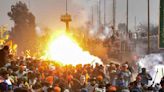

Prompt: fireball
[{"left": 45, "top": 32, "right": 102, "bottom": 66}]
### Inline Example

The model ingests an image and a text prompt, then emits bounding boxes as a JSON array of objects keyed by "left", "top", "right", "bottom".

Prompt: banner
[{"left": 159, "top": 0, "right": 164, "bottom": 48}]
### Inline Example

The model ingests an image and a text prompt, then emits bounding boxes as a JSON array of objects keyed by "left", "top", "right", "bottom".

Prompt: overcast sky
[{"left": 0, "top": 0, "right": 160, "bottom": 31}]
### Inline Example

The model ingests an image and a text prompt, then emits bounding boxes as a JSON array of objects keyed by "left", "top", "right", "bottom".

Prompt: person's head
[
  {"left": 122, "top": 64, "right": 128, "bottom": 71},
  {"left": 115, "top": 64, "right": 120, "bottom": 69},
  {"left": 0, "top": 69, "right": 9, "bottom": 79},
  {"left": 3, "top": 45, "right": 9, "bottom": 54},
  {"left": 125, "top": 61, "right": 128, "bottom": 64},
  {"left": 32, "top": 82, "right": 42, "bottom": 91},
  {"left": 3, "top": 45, "right": 9, "bottom": 51},
  {"left": 97, "top": 75, "right": 103, "bottom": 82},
  {"left": 128, "top": 82, "right": 134, "bottom": 89},
  {"left": 110, "top": 64, "right": 116, "bottom": 70},
  {"left": 82, "top": 69, "right": 87, "bottom": 75},
  {"left": 160, "top": 76, "right": 164, "bottom": 88},
  {"left": 80, "top": 75, "right": 86, "bottom": 84},
  {"left": 90, "top": 77, "right": 96, "bottom": 86},
  {"left": 106, "top": 86, "right": 117, "bottom": 92},
  {"left": 7, "top": 68, "right": 13, "bottom": 75},
  {"left": 141, "top": 68, "right": 146, "bottom": 73},
  {"left": 95, "top": 63, "right": 99, "bottom": 68},
  {"left": 106, "top": 83, "right": 111, "bottom": 91},
  {"left": 47, "top": 87, "right": 54, "bottom": 92},
  {"left": 54, "top": 86, "right": 61, "bottom": 92},
  {"left": 8, "top": 54, "right": 14, "bottom": 60},
  {"left": 19, "top": 65, "right": 25, "bottom": 72},
  {"left": 67, "top": 74, "right": 73, "bottom": 82},
  {"left": 136, "top": 75, "right": 142, "bottom": 82},
  {"left": 0, "top": 81, "right": 8, "bottom": 91}
]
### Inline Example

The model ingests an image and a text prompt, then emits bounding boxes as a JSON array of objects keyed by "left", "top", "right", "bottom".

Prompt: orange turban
[
  {"left": 67, "top": 75, "right": 73, "bottom": 81},
  {"left": 109, "top": 86, "right": 117, "bottom": 91},
  {"left": 97, "top": 75, "right": 103, "bottom": 81},
  {"left": 38, "top": 66, "right": 44, "bottom": 72},
  {"left": 54, "top": 86, "right": 61, "bottom": 92},
  {"left": 46, "top": 76, "right": 54, "bottom": 85}
]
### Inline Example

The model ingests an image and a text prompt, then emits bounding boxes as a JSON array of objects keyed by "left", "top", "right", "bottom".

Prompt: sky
[{"left": 0, "top": 0, "right": 160, "bottom": 31}]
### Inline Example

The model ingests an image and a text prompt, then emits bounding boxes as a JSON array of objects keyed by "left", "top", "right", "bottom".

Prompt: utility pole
[
  {"left": 28, "top": 0, "right": 30, "bottom": 9},
  {"left": 147, "top": 0, "right": 150, "bottom": 54},
  {"left": 134, "top": 16, "right": 137, "bottom": 52},
  {"left": 135, "top": 16, "right": 137, "bottom": 32},
  {"left": 104, "top": 0, "right": 106, "bottom": 26},
  {"left": 66, "top": 0, "right": 67, "bottom": 13},
  {"left": 91, "top": 6, "right": 94, "bottom": 26},
  {"left": 126, "top": 0, "right": 129, "bottom": 35},
  {"left": 113, "top": 0, "right": 116, "bottom": 34},
  {"left": 98, "top": 0, "right": 101, "bottom": 26}
]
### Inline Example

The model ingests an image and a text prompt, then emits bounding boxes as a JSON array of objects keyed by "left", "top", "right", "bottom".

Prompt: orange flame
[{"left": 44, "top": 32, "right": 102, "bottom": 66}]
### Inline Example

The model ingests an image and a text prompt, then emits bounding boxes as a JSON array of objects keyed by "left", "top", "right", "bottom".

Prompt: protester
[
  {"left": 0, "top": 45, "right": 10, "bottom": 68},
  {"left": 119, "top": 64, "right": 131, "bottom": 88},
  {"left": 159, "top": 76, "right": 164, "bottom": 92},
  {"left": 0, "top": 47, "right": 162, "bottom": 92},
  {"left": 137, "top": 68, "right": 152, "bottom": 86},
  {"left": 129, "top": 75, "right": 144, "bottom": 92}
]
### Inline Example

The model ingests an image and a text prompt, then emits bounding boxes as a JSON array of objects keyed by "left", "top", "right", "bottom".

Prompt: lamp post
[
  {"left": 147, "top": 0, "right": 150, "bottom": 54},
  {"left": 113, "top": 0, "right": 116, "bottom": 34},
  {"left": 126, "top": 0, "right": 129, "bottom": 34},
  {"left": 104, "top": 0, "right": 106, "bottom": 25}
]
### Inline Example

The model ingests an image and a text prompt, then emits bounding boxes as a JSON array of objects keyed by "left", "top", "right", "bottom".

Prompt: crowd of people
[{"left": 0, "top": 45, "right": 164, "bottom": 92}]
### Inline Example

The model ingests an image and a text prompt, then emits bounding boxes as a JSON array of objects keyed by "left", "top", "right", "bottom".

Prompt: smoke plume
[{"left": 138, "top": 54, "right": 164, "bottom": 85}]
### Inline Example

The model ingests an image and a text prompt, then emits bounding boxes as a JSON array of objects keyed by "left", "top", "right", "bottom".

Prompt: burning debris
[{"left": 44, "top": 32, "right": 103, "bottom": 66}]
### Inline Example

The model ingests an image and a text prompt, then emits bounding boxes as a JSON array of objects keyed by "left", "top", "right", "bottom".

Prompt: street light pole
[
  {"left": 147, "top": 0, "right": 150, "bottom": 54},
  {"left": 113, "top": 0, "right": 116, "bottom": 34},
  {"left": 126, "top": 0, "right": 129, "bottom": 34},
  {"left": 66, "top": 0, "right": 68, "bottom": 14},
  {"left": 99, "top": 0, "right": 101, "bottom": 26},
  {"left": 104, "top": 0, "right": 106, "bottom": 26}
]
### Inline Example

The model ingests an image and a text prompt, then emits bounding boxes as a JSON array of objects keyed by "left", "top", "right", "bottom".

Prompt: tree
[{"left": 8, "top": 1, "right": 37, "bottom": 55}]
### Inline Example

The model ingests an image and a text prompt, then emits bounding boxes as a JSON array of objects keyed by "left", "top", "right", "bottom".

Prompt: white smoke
[
  {"left": 97, "top": 26, "right": 113, "bottom": 40},
  {"left": 138, "top": 54, "right": 164, "bottom": 85},
  {"left": 71, "top": 0, "right": 98, "bottom": 27},
  {"left": 71, "top": 0, "right": 97, "bottom": 9},
  {"left": 35, "top": 26, "right": 44, "bottom": 36},
  {"left": 71, "top": 0, "right": 113, "bottom": 40}
]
